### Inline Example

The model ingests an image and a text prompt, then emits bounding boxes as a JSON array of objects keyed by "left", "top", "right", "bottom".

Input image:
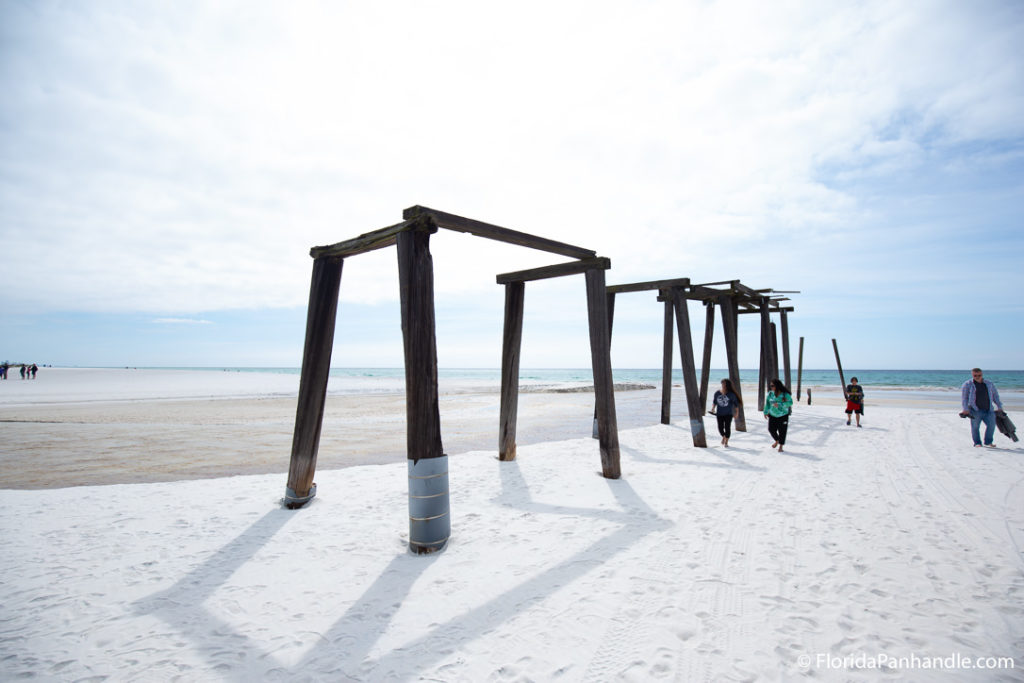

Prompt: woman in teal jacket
[{"left": 763, "top": 379, "right": 794, "bottom": 453}]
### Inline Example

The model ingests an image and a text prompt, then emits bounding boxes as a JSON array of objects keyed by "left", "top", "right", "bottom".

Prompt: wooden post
[
  {"left": 770, "top": 321, "right": 780, "bottom": 385},
  {"left": 780, "top": 311, "right": 792, "bottom": 390},
  {"left": 593, "top": 292, "right": 616, "bottom": 438},
  {"left": 796, "top": 336, "right": 804, "bottom": 401},
  {"left": 660, "top": 298, "right": 673, "bottom": 425},
  {"left": 719, "top": 296, "right": 745, "bottom": 431},
  {"left": 758, "top": 298, "right": 771, "bottom": 411},
  {"left": 832, "top": 338, "right": 848, "bottom": 401},
  {"left": 672, "top": 288, "right": 707, "bottom": 447},
  {"left": 397, "top": 226, "right": 450, "bottom": 554},
  {"left": 286, "top": 256, "right": 344, "bottom": 508},
  {"left": 585, "top": 268, "right": 621, "bottom": 478},
  {"left": 499, "top": 281, "right": 525, "bottom": 461},
  {"left": 699, "top": 301, "right": 715, "bottom": 413}
]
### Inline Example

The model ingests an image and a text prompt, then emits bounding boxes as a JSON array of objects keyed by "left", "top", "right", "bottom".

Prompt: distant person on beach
[
  {"left": 19, "top": 364, "right": 26, "bottom": 379},
  {"left": 959, "top": 368, "right": 1002, "bottom": 448},
  {"left": 710, "top": 378, "right": 742, "bottom": 447},
  {"left": 763, "top": 379, "right": 793, "bottom": 453},
  {"left": 1, "top": 362, "right": 7, "bottom": 379},
  {"left": 30, "top": 364, "right": 38, "bottom": 379},
  {"left": 845, "top": 377, "right": 864, "bottom": 427}
]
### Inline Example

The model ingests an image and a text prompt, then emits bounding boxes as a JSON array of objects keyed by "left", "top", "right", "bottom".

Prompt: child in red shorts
[{"left": 845, "top": 377, "right": 864, "bottom": 427}]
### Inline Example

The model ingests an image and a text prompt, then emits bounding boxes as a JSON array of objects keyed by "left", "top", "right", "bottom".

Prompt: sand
[{"left": 1, "top": 369, "right": 1022, "bottom": 681}]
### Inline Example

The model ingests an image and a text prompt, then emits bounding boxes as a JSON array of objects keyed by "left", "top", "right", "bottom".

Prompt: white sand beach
[{"left": 1, "top": 369, "right": 1022, "bottom": 681}]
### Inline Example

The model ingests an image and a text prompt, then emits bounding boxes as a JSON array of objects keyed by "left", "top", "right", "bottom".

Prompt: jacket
[
  {"left": 961, "top": 379, "right": 1001, "bottom": 412},
  {"left": 763, "top": 391, "right": 793, "bottom": 418}
]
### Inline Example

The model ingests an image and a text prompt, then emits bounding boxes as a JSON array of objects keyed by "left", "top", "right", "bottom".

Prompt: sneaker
[{"left": 846, "top": 420, "right": 851, "bottom": 425}]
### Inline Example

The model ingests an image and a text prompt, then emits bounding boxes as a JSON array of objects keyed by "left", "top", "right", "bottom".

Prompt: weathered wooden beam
[
  {"left": 699, "top": 301, "right": 715, "bottom": 412},
  {"left": 796, "top": 336, "right": 805, "bottom": 401},
  {"left": 758, "top": 298, "right": 771, "bottom": 411},
  {"left": 286, "top": 256, "right": 344, "bottom": 508},
  {"left": 310, "top": 219, "right": 417, "bottom": 259},
  {"left": 719, "top": 295, "right": 746, "bottom": 431},
  {"left": 404, "top": 205, "right": 596, "bottom": 259},
  {"left": 661, "top": 299, "right": 673, "bottom": 425},
  {"left": 498, "top": 282, "right": 525, "bottom": 462},
  {"left": 585, "top": 268, "right": 621, "bottom": 478},
  {"left": 770, "top": 322, "right": 780, "bottom": 386},
  {"left": 737, "top": 306, "right": 794, "bottom": 314},
  {"left": 397, "top": 228, "right": 449, "bottom": 554},
  {"left": 607, "top": 277, "right": 690, "bottom": 294},
  {"left": 497, "top": 257, "right": 610, "bottom": 284},
  {"left": 672, "top": 288, "right": 708, "bottom": 447},
  {"left": 594, "top": 291, "right": 616, "bottom": 438},
  {"left": 833, "top": 338, "right": 848, "bottom": 400},
  {"left": 780, "top": 311, "right": 792, "bottom": 390},
  {"left": 691, "top": 279, "right": 739, "bottom": 288}
]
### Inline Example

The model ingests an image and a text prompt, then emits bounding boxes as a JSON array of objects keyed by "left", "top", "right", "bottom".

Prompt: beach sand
[{"left": 1, "top": 369, "right": 1022, "bottom": 680}]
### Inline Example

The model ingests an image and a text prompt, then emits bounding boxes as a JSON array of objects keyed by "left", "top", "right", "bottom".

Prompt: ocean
[{"left": 163, "top": 368, "right": 1024, "bottom": 391}]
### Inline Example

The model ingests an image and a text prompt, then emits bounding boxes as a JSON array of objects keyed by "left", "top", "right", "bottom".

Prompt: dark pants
[
  {"left": 768, "top": 414, "right": 789, "bottom": 445},
  {"left": 716, "top": 414, "right": 733, "bottom": 438}
]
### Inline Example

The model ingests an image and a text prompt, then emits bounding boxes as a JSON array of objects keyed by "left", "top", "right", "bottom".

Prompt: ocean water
[{"left": 169, "top": 367, "right": 1024, "bottom": 391}]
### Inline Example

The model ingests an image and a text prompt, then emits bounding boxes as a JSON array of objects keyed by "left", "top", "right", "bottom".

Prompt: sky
[{"left": 1, "top": 0, "right": 1022, "bottom": 370}]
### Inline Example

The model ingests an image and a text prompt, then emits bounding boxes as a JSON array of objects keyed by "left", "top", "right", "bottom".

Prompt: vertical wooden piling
[
  {"left": 758, "top": 298, "right": 771, "bottom": 411},
  {"left": 672, "top": 288, "right": 707, "bottom": 447},
  {"left": 770, "top": 321, "right": 780, "bottom": 386},
  {"left": 594, "top": 292, "right": 616, "bottom": 439},
  {"left": 660, "top": 298, "right": 673, "bottom": 425},
  {"left": 719, "top": 296, "right": 745, "bottom": 431},
  {"left": 781, "top": 311, "right": 792, "bottom": 390},
  {"left": 397, "top": 226, "right": 449, "bottom": 554},
  {"left": 699, "top": 301, "right": 715, "bottom": 413},
  {"left": 585, "top": 268, "right": 621, "bottom": 478},
  {"left": 832, "top": 338, "right": 848, "bottom": 400},
  {"left": 499, "top": 281, "right": 525, "bottom": 461},
  {"left": 796, "top": 336, "right": 804, "bottom": 401},
  {"left": 286, "top": 256, "right": 345, "bottom": 508}
]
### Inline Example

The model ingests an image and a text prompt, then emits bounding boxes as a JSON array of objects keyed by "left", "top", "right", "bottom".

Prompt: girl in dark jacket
[{"left": 711, "top": 378, "right": 742, "bottom": 447}]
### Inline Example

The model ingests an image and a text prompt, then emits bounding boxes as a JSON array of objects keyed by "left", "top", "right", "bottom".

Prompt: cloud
[
  {"left": 152, "top": 318, "right": 212, "bottom": 325},
  {"left": 1, "top": 0, "right": 1021, "bottom": 333}
]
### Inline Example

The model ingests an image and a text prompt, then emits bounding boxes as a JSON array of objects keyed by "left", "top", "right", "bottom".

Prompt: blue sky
[{"left": 2, "top": 0, "right": 1022, "bottom": 370}]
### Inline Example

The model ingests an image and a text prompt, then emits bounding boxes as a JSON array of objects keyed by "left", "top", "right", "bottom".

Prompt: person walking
[
  {"left": 710, "top": 378, "right": 742, "bottom": 447},
  {"left": 763, "top": 378, "right": 793, "bottom": 453},
  {"left": 959, "top": 368, "right": 1002, "bottom": 448},
  {"left": 845, "top": 377, "right": 864, "bottom": 427}
]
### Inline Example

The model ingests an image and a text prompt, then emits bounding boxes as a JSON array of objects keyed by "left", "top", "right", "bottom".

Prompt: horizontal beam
[
  {"left": 738, "top": 306, "right": 794, "bottom": 314},
  {"left": 607, "top": 277, "right": 690, "bottom": 294},
  {"left": 310, "top": 219, "right": 418, "bottom": 259},
  {"left": 404, "top": 206, "right": 596, "bottom": 259},
  {"left": 496, "top": 257, "right": 610, "bottom": 284}
]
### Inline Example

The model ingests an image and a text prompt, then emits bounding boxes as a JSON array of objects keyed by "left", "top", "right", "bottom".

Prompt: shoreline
[{"left": 3, "top": 369, "right": 1022, "bottom": 490}]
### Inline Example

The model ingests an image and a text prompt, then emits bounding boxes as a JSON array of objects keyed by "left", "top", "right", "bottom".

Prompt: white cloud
[
  {"left": 152, "top": 318, "right": 212, "bottom": 325},
  {"left": 1, "top": 0, "right": 1022, "bottom": 336}
]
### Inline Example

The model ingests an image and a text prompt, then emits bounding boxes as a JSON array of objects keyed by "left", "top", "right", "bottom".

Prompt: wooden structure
[
  {"left": 285, "top": 206, "right": 620, "bottom": 554},
  {"left": 605, "top": 279, "right": 797, "bottom": 444}
]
